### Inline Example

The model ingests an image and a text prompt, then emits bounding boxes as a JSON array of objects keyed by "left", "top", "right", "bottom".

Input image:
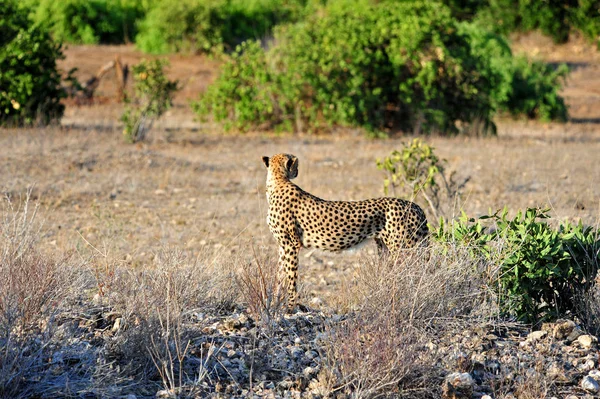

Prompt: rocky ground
[{"left": 16, "top": 300, "right": 600, "bottom": 399}]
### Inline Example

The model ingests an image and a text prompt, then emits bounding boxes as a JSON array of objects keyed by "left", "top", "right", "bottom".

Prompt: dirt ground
[{"left": 2, "top": 33, "right": 600, "bottom": 307}]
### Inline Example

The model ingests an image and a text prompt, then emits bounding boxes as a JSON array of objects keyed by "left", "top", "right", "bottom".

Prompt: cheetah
[{"left": 262, "top": 153, "right": 429, "bottom": 311}]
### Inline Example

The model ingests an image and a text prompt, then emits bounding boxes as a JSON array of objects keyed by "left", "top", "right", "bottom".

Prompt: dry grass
[
  {"left": 0, "top": 189, "right": 243, "bottom": 397},
  {"left": 236, "top": 245, "right": 287, "bottom": 327},
  {"left": 0, "top": 191, "right": 78, "bottom": 398},
  {"left": 323, "top": 243, "right": 501, "bottom": 398}
]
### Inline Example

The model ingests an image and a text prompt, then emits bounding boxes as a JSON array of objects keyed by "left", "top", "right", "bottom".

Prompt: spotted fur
[{"left": 262, "top": 153, "right": 428, "bottom": 310}]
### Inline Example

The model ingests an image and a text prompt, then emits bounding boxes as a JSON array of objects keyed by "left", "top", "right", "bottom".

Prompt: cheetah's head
[{"left": 262, "top": 154, "right": 299, "bottom": 180}]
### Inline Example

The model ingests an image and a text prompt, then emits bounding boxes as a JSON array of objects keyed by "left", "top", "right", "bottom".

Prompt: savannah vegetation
[{"left": 2, "top": 0, "right": 600, "bottom": 397}]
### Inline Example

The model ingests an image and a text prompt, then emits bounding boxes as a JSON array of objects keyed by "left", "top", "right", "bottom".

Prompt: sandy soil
[{"left": 2, "top": 33, "right": 600, "bottom": 307}]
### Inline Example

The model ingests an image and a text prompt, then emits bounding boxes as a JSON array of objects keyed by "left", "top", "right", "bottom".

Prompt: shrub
[
  {"left": 192, "top": 40, "right": 281, "bottom": 131},
  {"left": 29, "top": 0, "right": 144, "bottom": 44},
  {"left": 324, "top": 245, "right": 495, "bottom": 398},
  {"left": 195, "top": 1, "right": 569, "bottom": 135},
  {"left": 237, "top": 248, "right": 286, "bottom": 328},
  {"left": 0, "top": 192, "right": 75, "bottom": 397},
  {"left": 136, "top": 0, "right": 310, "bottom": 54},
  {"left": 376, "top": 139, "right": 468, "bottom": 220},
  {"left": 505, "top": 56, "right": 569, "bottom": 122},
  {"left": 121, "top": 59, "right": 178, "bottom": 143},
  {"left": 472, "top": 0, "right": 600, "bottom": 45},
  {"left": 0, "top": 0, "right": 65, "bottom": 126},
  {"left": 445, "top": 0, "right": 600, "bottom": 46},
  {"left": 434, "top": 208, "right": 600, "bottom": 324},
  {"left": 458, "top": 22, "right": 569, "bottom": 123},
  {"left": 135, "top": 0, "right": 221, "bottom": 54}
]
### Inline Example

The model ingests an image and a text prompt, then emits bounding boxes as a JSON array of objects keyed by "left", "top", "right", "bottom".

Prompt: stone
[
  {"left": 303, "top": 366, "right": 316, "bottom": 377},
  {"left": 442, "top": 372, "right": 474, "bottom": 399},
  {"left": 527, "top": 330, "right": 547, "bottom": 341},
  {"left": 589, "top": 370, "right": 600, "bottom": 379},
  {"left": 553, "top": 320, "right": 577, "bottom": 339},
  {"left": 156, "top": 389, "right": 176, "bottom": 398},
  {"left": 112, "top": 317, "right": 122, "bottom": 332},
  {"left": 579, "top": 359, "right": 596, "bottom": 372},
  {"left": 581, "top": 376, "right": 600, "bottom": 393},
  {"left": 578, "top": 335, "right": 597, "bottom": 349},
  {"left": 567, "top": 327, "right": 585, "bottom": 342},
  {"left": 547, "top": 361, "right": 569, "bottom": 382}
]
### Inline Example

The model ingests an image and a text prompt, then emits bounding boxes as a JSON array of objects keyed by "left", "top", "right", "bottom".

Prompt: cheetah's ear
[
  {"left": 288, "top": 156, "right": 299, "bottom": 179},
  {"left": 262, "top": 156, "right": 269, "bottom": 168}
]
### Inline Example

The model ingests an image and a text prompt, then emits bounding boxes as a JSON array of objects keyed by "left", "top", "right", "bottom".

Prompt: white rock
[
  {"left": 527, "top": 330, "right": 547, "bottom": 341},
  {"left": 578, "top": 334, "right": 597, "bottom": 349},
  {"left": 581, "top": 375, "right": 600, "bottom": 393},
  {"left": 442, "top": 372, "right": 474, "bottom": 399},
  {"left": 589, "top": 369, "right": 600, "bottom": 379},
  {"left": 156, "top": 389, "right": 176, "bottom": 398},
  {"left": 112, "top": 317, "right": 122, "bottom": 332},
  {"left": 579, "top": 359, "right": 596, "bottom": 372},
  {"left": 303, "top": 366, "right": 316, "bottom": 377},
  {"left": 481, "top": 395, "right": 493, "bottom": 399},
  {"left": 310, "top": 297, "right": 323, "bottom": 306}
]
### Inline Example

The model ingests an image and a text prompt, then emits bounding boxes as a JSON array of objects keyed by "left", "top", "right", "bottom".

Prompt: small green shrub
[
  {"left": 472, "top": 0, "right": 600, "bottom": 45},
  {"left": 121, "top": 59, "right": 178, "bottom": 143},
  {"left": 376, "top": 139, "right": 470, "bottom": 219},
  {"left": 458, "top": 22, "right": 569, "bottom": 123},
  {"left": 376, "top": 139, "right": 468, "bottom": 220},
  {"left": 0, "top": 0, "right": 65, "bottom": 126},
  {"left": 505, "top": 57, "right": 569, "bottom": 122},
  {"left": 192, "top": 40, "right": 284, "bottom": 131},
  {"left": 30, "top": 0, "right": 143, "bottom": 44},
  {"left": 434, "top": 208, "right": 600, "bottom": 324},
  {"left": 136, "top": 0, "right": 310, "bottom": 54},
  {"left": 377, "top": 139, "right": 445, "bottom": 199}
]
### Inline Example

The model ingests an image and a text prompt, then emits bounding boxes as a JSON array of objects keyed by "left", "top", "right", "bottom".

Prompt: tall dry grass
[
  {"left": 236, "top": 245, "right": 287, "bottom": 328},
  {"left": 100, "top": 247, "right": 240, "bottom": 394},
  {"left": 323, "top": 242, "right": 500, "bottom": 398},
  {"left": 0, "top": 191, "right": 78, "bottom": 397}
]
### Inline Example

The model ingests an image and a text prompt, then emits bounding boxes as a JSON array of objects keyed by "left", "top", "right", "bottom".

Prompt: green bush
[
  {"left": 506, "top": 56, "right": 569, "bottom": 121},
  {"left": 191, "top": 40, "right": 282, "bottom": 131},
  {"left": 30, "top": 0, "right": 144, "bottom": 44},
  {"left": 135, "top": 0, "right": 219, "bottom": 54},
  {"left": 458, "top": 22, "right": 569, "bottom": 122},
  {"left": 472, "top": 0, "right": 600, "bottom": 45},
  {"left": 435, "top": 208, "right": 600, "bottom": 324},
  {"left": 136, "top": 0, "right": 311, "bottom": 54},
  {"left": 0, "top": 0, "right": 65, "bottom": 126},
  {"left": 196, "top": 1, "right": 502, "bottom": 134},
  {"left": 377, "top": 139, "right": 456, "bottom": 219},
  {"left": 121, "top": 59, "right": 178, "bottom": 143},
  {"left": 195, "top": 1, "right": 569, "bottom": 135}
]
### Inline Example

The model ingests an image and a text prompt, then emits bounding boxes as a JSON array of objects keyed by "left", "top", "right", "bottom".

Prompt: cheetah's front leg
[{"left": 277, "top": 240, "right": 300, "bottom": 312}]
